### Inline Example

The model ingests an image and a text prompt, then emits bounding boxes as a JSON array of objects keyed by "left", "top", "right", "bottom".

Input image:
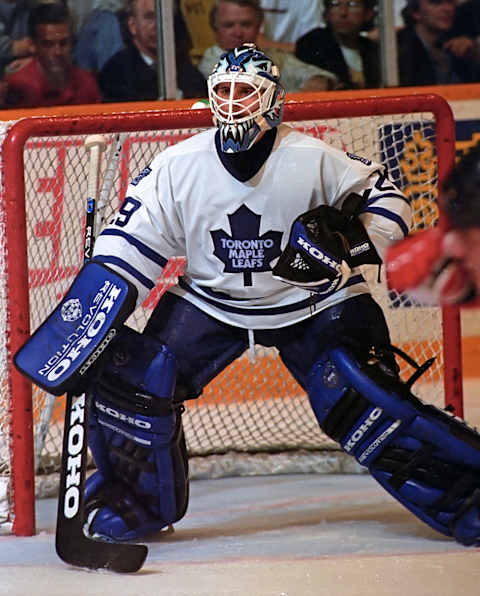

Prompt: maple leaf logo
[{"left": 210, "top": 205, "right": 283, "bottom": 286}]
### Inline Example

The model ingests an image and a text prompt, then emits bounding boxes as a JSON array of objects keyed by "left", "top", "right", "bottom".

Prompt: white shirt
[
  {"left": 260, "top": 0, "right": 325, "bottom": 43},
  {"left": 93, "top": 124, "right": 411, "bottom": 329}
]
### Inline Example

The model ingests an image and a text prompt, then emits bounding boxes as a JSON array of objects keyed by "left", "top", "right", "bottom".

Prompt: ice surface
[{"left": 0, "top": 474, "right": 477, "bottom": 596}]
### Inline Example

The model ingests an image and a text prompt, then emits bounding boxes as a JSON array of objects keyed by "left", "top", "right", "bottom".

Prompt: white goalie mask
[{"left": 208, "top": 44, "right": 285, "bottom": 153}]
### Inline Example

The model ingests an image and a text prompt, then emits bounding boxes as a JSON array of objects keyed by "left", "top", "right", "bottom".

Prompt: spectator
[
  {"left": 258, "top": 0, "right": 325, "bottom": 53},
  {"left": 397, "top": 0, "right": 479, "bottom": 86},
  {"left": 296, "top": 0, "right": 380, "bottom": 90},
  {"left": 98, "top": 0, "right": 206, "bottom": 101},
  {"left": 0, "top": 0, "right": 35, "bottom": 72},
  {"left": 74, "top": 0, "right": 192, "bottom": 77},
  {"left": 198, "top": 0, "right": 339, "bottom": 92},
  {"left": 181, "top": 0, "right": 324, "bottom": 62},
  {"left": 4, "top": 2, "right": 101, "bottom": 108},
  {"left": 73, "top": 3, "right": 128, "bottom": 73}
]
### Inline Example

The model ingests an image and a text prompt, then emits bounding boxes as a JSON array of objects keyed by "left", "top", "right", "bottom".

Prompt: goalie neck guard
[{"left": 208, "top": 43, "right": 285, "bottom": 153}]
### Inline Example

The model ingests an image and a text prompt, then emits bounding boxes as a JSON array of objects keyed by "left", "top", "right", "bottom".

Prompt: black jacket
[
  {"left": 452, "top": 0, "right": 480, "bottom": 39},
  {"left": 295, "top": 26, "right": 380, "bottom": 89},
  {"left": 397, "top": 26, "right": 479, "bottom": 86},
  {"left": 99, "top": 45, "right": 157, "bottom": 102},
  {"left": 99, "top": 41, "right": 206, "bottom": 102}
]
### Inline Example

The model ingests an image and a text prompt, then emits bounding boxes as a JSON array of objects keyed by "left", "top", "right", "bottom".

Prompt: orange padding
[{"left": 0, "top": 83, "right": 479, "bottom": 121}]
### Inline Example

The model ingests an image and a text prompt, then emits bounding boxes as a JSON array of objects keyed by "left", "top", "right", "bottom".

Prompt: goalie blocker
[
  {"left": 14, "top": 261, "right": 138, "bottom": 396},
  {"left": 309, "top": 344, "right": 480, "bottom": 545}
]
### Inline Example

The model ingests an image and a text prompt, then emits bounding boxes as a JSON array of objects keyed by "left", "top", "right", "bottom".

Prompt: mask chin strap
[{"left": 254, "top": 114, "right": 271, "bottom": 132}]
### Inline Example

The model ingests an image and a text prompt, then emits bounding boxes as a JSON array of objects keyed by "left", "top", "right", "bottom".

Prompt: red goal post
[{"left": 0, "top": 94, "right": 460, "bottom": 536}]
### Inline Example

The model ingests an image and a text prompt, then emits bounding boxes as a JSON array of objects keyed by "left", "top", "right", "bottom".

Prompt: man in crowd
[
  {"left": 4, "top": 2, "right": 101, "bottom": 108},
  {"left": 295, "top": 0, "right": 380, "bottom": 90},
  {"left": 98, "top": 0, "right": 206, "bottom": 101},
  {"left": 398, "top": 0, "right": 479, "bottom": 86},
  {"left": 198, "top": 0, "right": 339, "bottom": 92}
]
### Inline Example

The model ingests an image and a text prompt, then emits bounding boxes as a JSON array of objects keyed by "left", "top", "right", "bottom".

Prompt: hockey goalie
[{"left": 14, "top": 44, "right": 480, "bottom": 560}]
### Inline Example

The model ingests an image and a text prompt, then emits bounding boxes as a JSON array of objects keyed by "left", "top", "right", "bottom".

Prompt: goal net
[{"left": 0, "top": 94, "right": 460, "bottom": 535}]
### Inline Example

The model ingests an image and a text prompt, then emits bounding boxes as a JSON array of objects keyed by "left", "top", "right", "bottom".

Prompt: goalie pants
[{"left": 144, "top": 292, "right": 392, "bottom": 401}]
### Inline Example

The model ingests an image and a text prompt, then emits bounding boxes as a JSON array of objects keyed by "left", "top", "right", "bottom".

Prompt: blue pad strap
[
  {"left": 308, "top": 345, "right": 480, "bottom": 545},
  {"left": 14, "top": 261, "right": 137, "bottom": 395}
]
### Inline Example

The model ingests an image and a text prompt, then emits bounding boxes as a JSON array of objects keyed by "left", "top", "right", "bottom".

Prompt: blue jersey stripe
[
  {"left": 99, "top": 229, "right": 169, "bottom": 267},
  {"left": 365, "top": 192, "right": 410, "bottom": 206},
  {"left": 364, "top": 206, "right": 410, "bottom": 237},
  {"left": 93, "top": 255, "right": 155, "bottom": 290},
  {"left": 178, "top": 274, "right": 365, "bottom": 316}
]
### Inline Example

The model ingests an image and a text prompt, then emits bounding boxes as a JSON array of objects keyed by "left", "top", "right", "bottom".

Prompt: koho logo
[
  {"left": 344, "top": 407, "right": 383, "bottom": 453},
  {"left": 296, "top": 235, "right": 340, "bottom": 273},
  {"left": 63, "top": 395, "right": 85, "bottom": 519},
  {"left": 95, "top": 401, "right": 152, "bottom": 429}
]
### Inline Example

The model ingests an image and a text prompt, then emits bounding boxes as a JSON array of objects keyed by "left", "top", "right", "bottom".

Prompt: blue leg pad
[
  {"left": 85, "top": 326, "right": 189, "bottom": 541},
  {"left": 307, "top": 345, "right": 480, "bottom": 545}
]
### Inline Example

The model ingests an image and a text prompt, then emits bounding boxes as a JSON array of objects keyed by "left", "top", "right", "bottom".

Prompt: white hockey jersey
[{"left": 93, "top": 124, "right": 411, "bottom": 329}]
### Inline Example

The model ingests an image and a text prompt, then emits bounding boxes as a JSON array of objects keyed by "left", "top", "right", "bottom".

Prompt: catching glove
[{"left": 272, "top": 195, "right": 380, "bottom": 294}]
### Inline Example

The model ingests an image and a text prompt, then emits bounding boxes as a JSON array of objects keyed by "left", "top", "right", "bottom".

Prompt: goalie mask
[{"left": 208, "top": 43, "right": 285, "bottom": 153}]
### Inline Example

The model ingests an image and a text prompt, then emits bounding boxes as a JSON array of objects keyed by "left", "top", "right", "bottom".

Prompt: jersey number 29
[{"left": 114, "top": 197, "right": 141, "bottom": 227}]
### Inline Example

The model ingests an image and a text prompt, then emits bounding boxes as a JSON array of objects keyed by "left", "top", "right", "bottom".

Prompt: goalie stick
[
  {"left": 34, "top": 134, "right": 130, "bottom": 470},
  {"left": 96, "top": 132, "right": 128, "bottom": 234},
  {"left": 55, "top": 134, "right": 148, "bottom": 573}
]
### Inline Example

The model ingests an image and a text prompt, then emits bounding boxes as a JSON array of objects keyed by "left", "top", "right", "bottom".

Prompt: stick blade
[{"left": 56, "top": 532, "right": 148, "bottom": 573}]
